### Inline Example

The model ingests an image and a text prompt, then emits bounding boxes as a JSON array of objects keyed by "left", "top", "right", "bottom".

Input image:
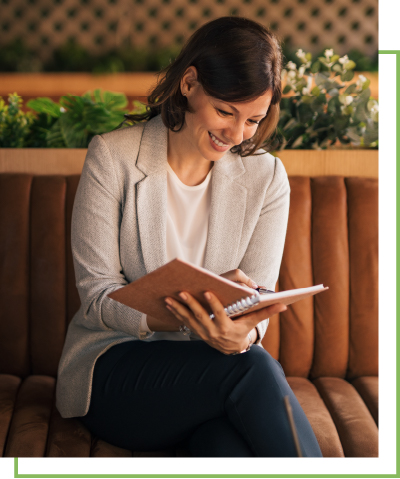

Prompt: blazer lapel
[
  {"left": 136, "top": 115, "right": 168, "bottom": 274},
  {"left": 203, "top": 151, "right": 247, "bottom": 274}
]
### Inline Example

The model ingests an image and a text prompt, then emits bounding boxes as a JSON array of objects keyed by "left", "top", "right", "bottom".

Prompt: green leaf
[
  {"left": 301, "top": 95, "right": 313, "bottom": 104},
  {"left": 26, "top": 97, "right": 62, "bottom": 118},
  {"left": 332, "top": 64, "right": 342, "bottom": 73},
  {"left": 283, "top": 84, "right": 292, "bottom": 94},
  {"left": 310, "top": 61, "right": 320, "bottom": 73},
  {"left": 327, "top": 88, "right": 339, "bottom": 97},
  {"left": 311, "top": 86, "right": 320, "bottom": 96},
  {"left": 361, "top": 78, "right": 371, "bottom": 90},
  {"left": 330, "top": 54, "right": 340, "bottom": 63},
  {"left": 343, "top": 60, "right": 356, "bottom": 70},
  {"left": 340, "top": 70, "right": 354, "bottom": 82},
  {"left": 344, "top": 84, "right": 357, "bottom": 95}
]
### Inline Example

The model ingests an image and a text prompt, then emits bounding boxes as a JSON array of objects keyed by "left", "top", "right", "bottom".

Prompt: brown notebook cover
[{"left": 107, "top": 257, "right": 328, "bottom": 321}]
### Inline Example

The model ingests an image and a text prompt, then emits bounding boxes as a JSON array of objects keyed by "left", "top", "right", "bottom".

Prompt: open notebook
[{"left": 108, "top": 257, "right": 328, "bottom": 321}]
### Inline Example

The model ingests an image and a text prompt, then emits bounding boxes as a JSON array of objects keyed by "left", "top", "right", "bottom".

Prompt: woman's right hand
[{"left": 219, "top": 269, "right": 260, "bottom": 292}]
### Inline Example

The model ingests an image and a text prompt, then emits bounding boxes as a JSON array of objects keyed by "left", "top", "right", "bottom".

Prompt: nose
[{"left": 225, "top": 123, "right": 246, "bottom": 146}]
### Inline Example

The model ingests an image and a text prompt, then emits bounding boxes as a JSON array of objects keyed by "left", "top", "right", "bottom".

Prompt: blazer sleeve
[
  {"left": 238, "top": 156, "right": 290, "bottom": 345},
  {"left": 71, "top": 134, "right": 154, "bottom": 340}
]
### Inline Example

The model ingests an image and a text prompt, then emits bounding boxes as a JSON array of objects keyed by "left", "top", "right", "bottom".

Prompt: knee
[{"left": 237, "top": 346, "right": 285, "bottom": 380}]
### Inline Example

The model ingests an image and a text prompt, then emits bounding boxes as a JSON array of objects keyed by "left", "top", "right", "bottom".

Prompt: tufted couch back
[{"left": 0, "top": 174, "right": 378, "bottom": 381}]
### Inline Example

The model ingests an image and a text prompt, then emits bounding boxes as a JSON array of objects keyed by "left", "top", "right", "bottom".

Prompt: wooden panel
[
  {"left": 0, "top": 72, "right": 378, "bottom": 100},
  {"left": 0, "top": 148, "right": 378, "bottom": 177}
]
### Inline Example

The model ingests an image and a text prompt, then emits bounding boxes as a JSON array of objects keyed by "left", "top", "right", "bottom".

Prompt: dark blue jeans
[{"left": 79, "top": 340, "right": 322, "bottom": 457}]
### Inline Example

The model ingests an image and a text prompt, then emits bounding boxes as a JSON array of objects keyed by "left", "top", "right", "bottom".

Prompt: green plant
[
  {"left": 25, "top": 89, "right": 136, "bottom": 147},
  {"left": 277, "top": 48, "right": 378, "bottom": 149},
  {"left": 0, "top": 93, "right": 36, "bottom": 147}
]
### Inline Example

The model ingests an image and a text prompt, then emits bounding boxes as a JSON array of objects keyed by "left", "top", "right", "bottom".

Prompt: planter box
[{"left": 0, "top": 148, "right": 378, "bottom": 178}]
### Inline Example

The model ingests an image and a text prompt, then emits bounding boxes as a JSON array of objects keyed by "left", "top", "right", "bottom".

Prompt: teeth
[{"left": 210, "top": 132, "right": 228, "bottom": 147}]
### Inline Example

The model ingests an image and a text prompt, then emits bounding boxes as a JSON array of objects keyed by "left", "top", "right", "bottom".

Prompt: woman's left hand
[{"left": 165, "top": 291, "right": 286, "bottom": 355}]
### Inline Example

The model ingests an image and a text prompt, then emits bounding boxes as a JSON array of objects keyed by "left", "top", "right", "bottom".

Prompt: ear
[{"left": 181, "top": 66, "right": 199, "bottom": 95}]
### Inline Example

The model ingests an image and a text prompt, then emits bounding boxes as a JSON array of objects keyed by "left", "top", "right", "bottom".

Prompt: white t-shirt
[{"left": 140, "top": 161, "right": 213, "bottom": 341}]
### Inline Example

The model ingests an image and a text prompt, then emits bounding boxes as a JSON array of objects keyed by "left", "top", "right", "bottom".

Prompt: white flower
[
  {"left": 298, "top": 66, "right": 305, "bottom": 77},
  {"left": 356, "top": 74, "right": 368, "bottom": 88},
  {"left": 302, "top": 76, "right": 313, "bottom": 95},
  {"left": 325, "top": 49, "right": 334, "bottom": 59},
  {"left": 288, "top": 70, "right": 297, "bottom": 79},
  {"left": 339, "top": 95, "right": 353, "bottom": 106},
  {"left": 60, "top": 107, "right": 66, "bottom": 113},
  {"left": 287, "top": 61, "right": 297, "bottom": 70},
  {"left": 296, "top": 49, "right": 307, "bottom": 63},
  {"left": 339, "top": 55, "right": 349, "bottom": 65}
]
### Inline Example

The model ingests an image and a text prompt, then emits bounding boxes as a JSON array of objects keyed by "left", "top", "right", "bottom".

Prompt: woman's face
[{"left": 177, "top": 66, "right": 273, "bottom": 162}]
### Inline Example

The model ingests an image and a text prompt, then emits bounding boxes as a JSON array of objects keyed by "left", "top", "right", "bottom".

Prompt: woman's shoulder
[
  {"left": 99, "top": 121, "right": 146, "bottom": 151},
  {"left": 240, "top": 149, "right": 288, "bottom": 186}
]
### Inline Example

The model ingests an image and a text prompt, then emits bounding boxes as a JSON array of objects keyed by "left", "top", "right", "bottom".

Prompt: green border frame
[{"left": 11, "top": 49, "right": 397, "bottom": 479}]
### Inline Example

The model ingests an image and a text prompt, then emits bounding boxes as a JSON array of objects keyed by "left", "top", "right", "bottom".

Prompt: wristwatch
[{"left": 231, "top": 332, "right": 252, "bottom": 355}]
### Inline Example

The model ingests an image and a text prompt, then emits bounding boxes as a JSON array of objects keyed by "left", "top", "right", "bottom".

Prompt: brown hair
[{"left": 118, "top": 16, "right": 284, "bottom": 156}]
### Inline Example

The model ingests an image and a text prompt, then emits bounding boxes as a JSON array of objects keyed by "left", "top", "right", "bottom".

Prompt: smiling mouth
[{"left": 208, "top": 131, "right": 229, "bottom": 147}]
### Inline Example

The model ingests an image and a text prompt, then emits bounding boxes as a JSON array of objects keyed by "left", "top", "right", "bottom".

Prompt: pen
[{"left": 255, "top": 287, "right": 276, "bottom": 294}]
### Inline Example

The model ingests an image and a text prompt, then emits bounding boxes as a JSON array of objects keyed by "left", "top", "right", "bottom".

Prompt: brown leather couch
[{"left": 0, "top": 173, "right": 378, "bottom": 457}]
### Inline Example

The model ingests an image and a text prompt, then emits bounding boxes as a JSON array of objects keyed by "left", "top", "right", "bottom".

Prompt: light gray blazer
[{"left": 56, "top": 113, "right": 290, "bottom": 419}]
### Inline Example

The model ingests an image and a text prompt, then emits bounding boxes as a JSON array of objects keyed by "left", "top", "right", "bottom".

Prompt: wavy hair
[{"left": 118, "top": 16, "right": 284, "bottom": 156}]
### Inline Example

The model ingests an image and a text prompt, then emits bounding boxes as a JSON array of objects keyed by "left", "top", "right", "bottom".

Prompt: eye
[
  {"left": 216, "top": 109, "right": 260, "bottom": 125},
  {"left": 217, "top": 109, "right": 231, "bottom": 117}
]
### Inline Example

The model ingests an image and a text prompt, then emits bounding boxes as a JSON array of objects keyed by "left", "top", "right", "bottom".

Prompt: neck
[{"left": 167, "top": 128, "right": 213, "bottom": 186}]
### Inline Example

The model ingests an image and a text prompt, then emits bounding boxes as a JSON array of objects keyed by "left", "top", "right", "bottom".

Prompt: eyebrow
[{"left": 220, "top": 102, "right": 267, "bottom": 118}]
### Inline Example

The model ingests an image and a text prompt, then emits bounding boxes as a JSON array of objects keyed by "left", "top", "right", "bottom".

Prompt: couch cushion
[
  {"left": 0, "top": 374, "right": 21, "bottom": 456},
  {"left": 351, "top": 376, "right": 378, "bottom": 426},
  {"left": 346, "top": 178, "right": 379, "bottom": 379},
  {"left": 287, "top": 377, "right": 344, "bottom": 457},
  {"left": 314, "top": 377, "right": 378, "bottom": 457},
  {"left": 0, "top": 175, "right": 32, "bottom": 377},
  {"left": 46, "top": 399, "right": 92, "bottom": 457},
  {"left": 310, "top": 178, "right": 350, "bottom": 379},
  {"left": 4, "top": 375, "right": 54, "bottom": 457},
  {"left": 30, "top": 177, "right": 68, "bottom": 377},
  {"left": 278, "top": 178, "right": 314, "bottom": 377}
]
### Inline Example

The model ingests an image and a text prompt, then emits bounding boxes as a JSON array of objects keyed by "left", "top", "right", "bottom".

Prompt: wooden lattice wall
[{"left": 1, "top": 0, "right": 378, "bottom": 62}]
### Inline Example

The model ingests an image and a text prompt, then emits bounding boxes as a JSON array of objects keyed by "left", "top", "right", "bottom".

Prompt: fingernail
[
  {"left": 251, "top": 282, "right": 258, "bottom": 288},
  {"left": 204, "top": 292, "right": 211, "bottom": 300},
  {"left": 179, "top": 292, "right": 188, "bottom": 301},
  {"left": 165, "top": 298, "right": 172, "bottom": 305}
]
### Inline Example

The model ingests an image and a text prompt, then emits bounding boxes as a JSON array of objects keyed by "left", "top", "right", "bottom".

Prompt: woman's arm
[
  {"left": 237, "top": 156, "right": 290, "bottom": 344},
  {"left": 71, "top": 135, "right": 154, "bottom": 339}
]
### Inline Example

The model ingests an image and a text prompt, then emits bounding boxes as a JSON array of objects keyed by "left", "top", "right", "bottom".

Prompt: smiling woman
[
  {"left": 56, "top": 16, "right": 323, "bottom": 458},
  {"left": 119, "top": 16, "right": 282, "bottom": 158}
]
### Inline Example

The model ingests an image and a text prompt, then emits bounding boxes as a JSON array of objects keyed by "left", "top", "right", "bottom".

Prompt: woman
[{"left": 56, "top": 16, "right": 323, "bottom": 457}]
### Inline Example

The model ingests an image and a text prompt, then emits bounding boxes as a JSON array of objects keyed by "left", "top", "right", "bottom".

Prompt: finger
[
  {"left": 176, "top": 292, "right": 215, "bottom": 332},
  {"left": 166, "top": 295, "right": 209, "bottom": 336},
  {"left": 203, "top": 291, "right": 232, "bottom": 328},
  {"left": 233, "top": 269, "right": 258, "bottom": 289},
  {"left": 165, "top": 302, "right": 186, "bottom": 323}
]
